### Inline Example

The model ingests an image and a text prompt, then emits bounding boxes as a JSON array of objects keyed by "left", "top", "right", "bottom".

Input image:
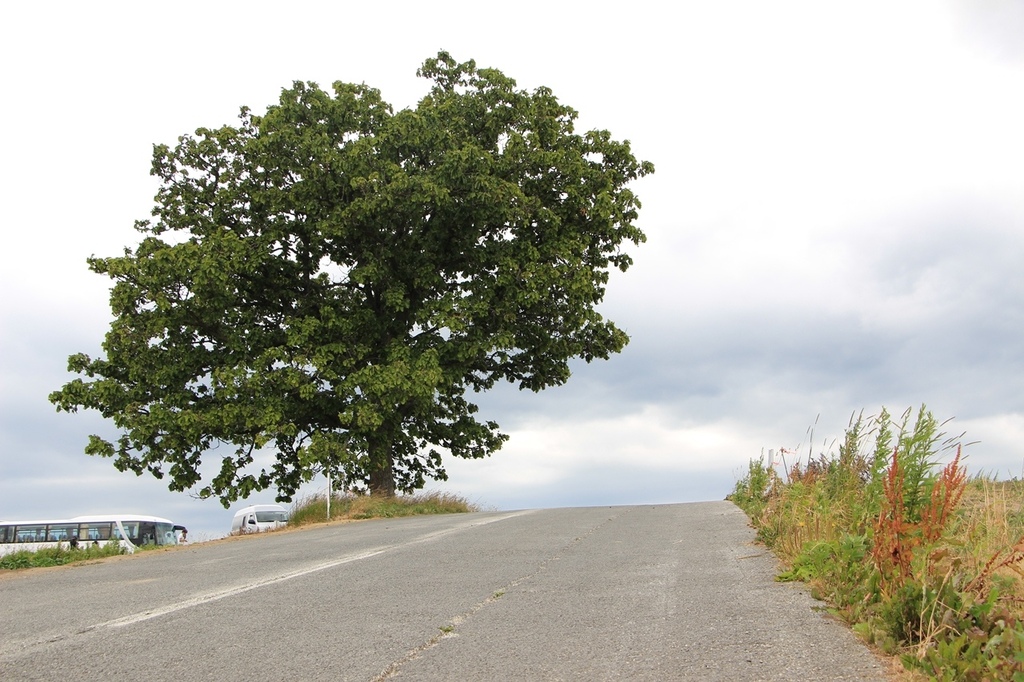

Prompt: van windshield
[{"left": 255, "top": 511, "right": 288, "bottom": 523}]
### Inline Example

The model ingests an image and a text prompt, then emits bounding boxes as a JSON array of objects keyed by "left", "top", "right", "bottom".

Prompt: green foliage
[
  {"left": 906, "top": 590, "right": 1024, "bottom": 681},
  {"left": 289, "top": 491, "right": 474, "bottom": 525},
  {"left": 729, "top": 456, "right": 776, "bottom": 516},
  {"left": 893, "top": 406, "right": 952, "bottom": 524},
  {"left": 0, "top": 541, "right": 126, "bottom": 570},
  {"left": 732, "top": 406, "right": 1024, "bottom": 678},
  {"left": 778, "top": 534, "right": 873, "bottom": 611},
  {"left": 48, "top": 52, "right": 653, "bottom": 505}
]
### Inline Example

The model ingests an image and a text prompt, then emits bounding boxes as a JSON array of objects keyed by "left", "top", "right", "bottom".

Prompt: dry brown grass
[
  {"left": 957, "top": 479, "right": 1024, "bottom": 603},
  {"left": 289, "top": 491, "right": 477, "bottom": 526}
]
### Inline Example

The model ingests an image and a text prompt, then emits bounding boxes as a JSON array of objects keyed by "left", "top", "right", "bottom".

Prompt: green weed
[
  {"left": 732, "top": 405, "right": 1024, "bottom": 679},
  {"left": 0, "top": 540, "right": 126, "bottom": 570}
]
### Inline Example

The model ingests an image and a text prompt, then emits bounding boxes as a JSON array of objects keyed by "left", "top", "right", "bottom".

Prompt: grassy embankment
[
  {"left": 288, "top": 491, "right": 476, "bottom": 525},
  {"left": 730, "top": 406, "right": 1024, "bottom": 681}
]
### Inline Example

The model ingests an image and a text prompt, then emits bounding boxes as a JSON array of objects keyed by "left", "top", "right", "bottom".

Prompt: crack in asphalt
[{"left": 371, "top": 509, "right": 632, "bottom": 681}]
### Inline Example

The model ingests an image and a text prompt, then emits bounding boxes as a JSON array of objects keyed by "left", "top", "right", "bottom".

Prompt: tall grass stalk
[{"left": 730, "top": 406, "right": 1024, "bottom": 679}]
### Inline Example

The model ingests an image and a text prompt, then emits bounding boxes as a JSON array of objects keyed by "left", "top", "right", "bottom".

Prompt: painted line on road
[
  {"left": 97, "top": 546, "right": 391, "bottom": 629},
  {"left": 96, "top": 510, "right": 537, "bottom": 630}
]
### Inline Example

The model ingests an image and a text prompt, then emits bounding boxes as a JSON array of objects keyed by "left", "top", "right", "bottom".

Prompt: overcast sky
[{"left": 2, "top": 1, "right": 1022, "bottom": 539}]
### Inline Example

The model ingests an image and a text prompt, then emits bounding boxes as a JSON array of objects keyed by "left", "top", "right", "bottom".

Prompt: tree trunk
[{"left": 367, "top": 442, "right": 396, "bottom": 497}]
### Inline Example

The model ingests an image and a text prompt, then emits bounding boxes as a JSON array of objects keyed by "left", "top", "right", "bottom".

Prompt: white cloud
[
  {"left": 1, "top": 0, "right": 1022, "bottom": 537},
  {"left": 950, "top": 0, "right": 1024, "bottom": 63},
  {"left": 957, "top": 413, "right": 1024, "bottom": 476}
]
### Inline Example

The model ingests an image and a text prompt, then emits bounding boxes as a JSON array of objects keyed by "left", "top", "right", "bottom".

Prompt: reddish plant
[
  {"left": 920, "top": 446, "right": 967, "bottom": 545},
  {"left": 872, "top": 448, "right": 912, "bottom": 588},
  {"left": 871, "top": 446, "right": 967, "bottom": 592}
]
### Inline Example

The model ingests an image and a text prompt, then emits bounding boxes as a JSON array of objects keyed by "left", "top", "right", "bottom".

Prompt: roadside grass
[
  {"left": 0, "top": 540, "right": 126, "bottom": 570},
  {"left": 289, "top": 491, "right": 477, "bottom": 526},
  {"left": 730, "top": 406, "right": 1024, "bottom": 681}
]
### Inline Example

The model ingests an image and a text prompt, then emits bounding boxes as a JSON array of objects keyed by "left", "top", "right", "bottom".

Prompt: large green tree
[{"left": 49, "top": 53, "right": 654, "bottom": 505}]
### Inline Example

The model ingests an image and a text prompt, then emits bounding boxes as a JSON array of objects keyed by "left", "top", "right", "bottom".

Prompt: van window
[{"left": 255, "top": 511, "right": 288, "bottom": 523}]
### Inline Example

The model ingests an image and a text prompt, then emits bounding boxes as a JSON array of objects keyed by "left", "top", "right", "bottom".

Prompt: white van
[{"left": 230, "top": 504, "right": 289, "bottom": 534}]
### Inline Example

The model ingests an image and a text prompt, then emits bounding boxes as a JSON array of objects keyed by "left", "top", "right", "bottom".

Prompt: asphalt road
[{"left": 0, "top": 501, "right": 887, "bottom": 681}]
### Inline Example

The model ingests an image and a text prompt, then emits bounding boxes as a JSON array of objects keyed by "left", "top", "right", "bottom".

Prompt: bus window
[
  {"left": 117, "top": 522, "right": 140, "bottom": 541},
  {"left": 135, "top": 522, "right": 154, "bottom": 545},
  {"left": 17, "top": 525, "right": 47, "bottom": 543},
  {"left": 79, "top": 523, "right": 112, "bottom": 541},
  {"left": 46, "top": 525, "right": 78, "bottom": 542},
  {"left": 155, "top": 523, "right": 177, "bottom": 546}
]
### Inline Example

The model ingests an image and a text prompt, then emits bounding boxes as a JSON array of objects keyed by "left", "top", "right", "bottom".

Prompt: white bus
[{"left": 0, "top": 515, "right": 185, "bottom": 557}]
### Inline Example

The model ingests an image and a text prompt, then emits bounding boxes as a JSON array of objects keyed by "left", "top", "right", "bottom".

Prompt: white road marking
[{"left": 97, "top": 510, "right": 536, "bottom": 630}]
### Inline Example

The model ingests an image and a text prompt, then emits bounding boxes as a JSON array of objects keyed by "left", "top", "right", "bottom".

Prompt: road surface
[{"left": 0, "top": 501, "right": 887, "bottom": 681}]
